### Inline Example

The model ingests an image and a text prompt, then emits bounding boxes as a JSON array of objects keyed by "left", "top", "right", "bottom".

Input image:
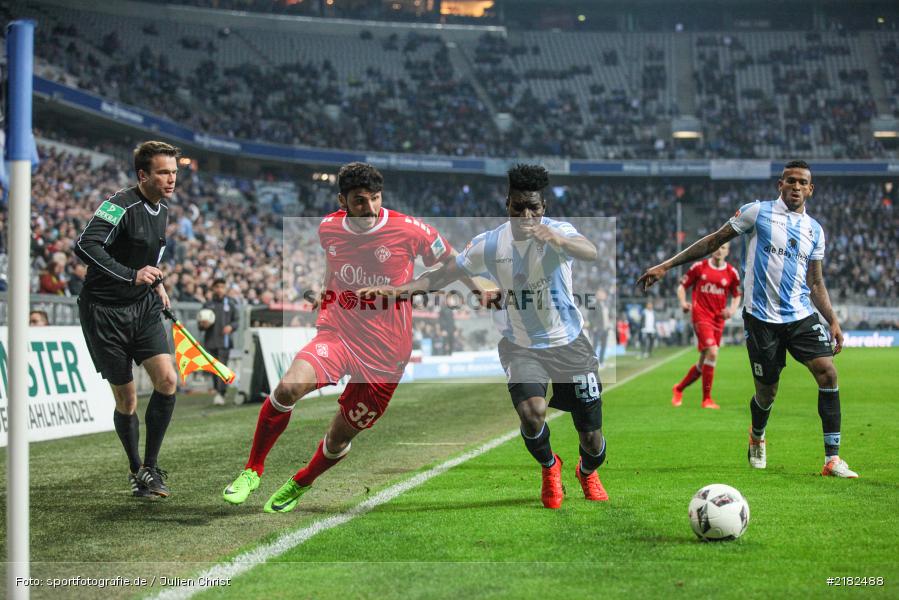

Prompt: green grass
[{"left": 1, "top": 347, "right": 897, "bottom": 599}]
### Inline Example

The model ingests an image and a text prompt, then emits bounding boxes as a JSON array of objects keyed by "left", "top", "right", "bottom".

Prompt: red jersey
[
  {"left": 316, "top": 208, "right": 452, "bottom": 373},
  {"left": 680, "top": 259, "right": 741, "bottom": 323}
]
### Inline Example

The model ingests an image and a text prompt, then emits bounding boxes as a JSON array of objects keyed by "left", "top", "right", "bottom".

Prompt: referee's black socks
[
  {"left": 113, "top": 410, "right": 142, "bottom": 474},
  {"left": 144, "top": 391, "right": 176, "bottom": 468}
]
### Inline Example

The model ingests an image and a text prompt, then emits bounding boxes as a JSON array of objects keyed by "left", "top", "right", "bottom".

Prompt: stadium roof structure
[{"left": 503, "top": 0, "right": 896, "bottom": 6}]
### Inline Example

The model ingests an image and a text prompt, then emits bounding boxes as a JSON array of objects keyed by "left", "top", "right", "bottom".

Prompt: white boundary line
[
  {"left": 151, "top": 348, "right": 690, "bottom": 600},
  {"left": 396, "top": 442, "right": 467, "bottom": 446}
]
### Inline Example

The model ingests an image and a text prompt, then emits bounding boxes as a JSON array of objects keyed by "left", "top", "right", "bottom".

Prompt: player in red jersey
[
  {"left": 671, "top": 242, "right": 742, "bottom": 409},
  {"left": 222, "top": 163, "right": 453, "bottom": 513}
]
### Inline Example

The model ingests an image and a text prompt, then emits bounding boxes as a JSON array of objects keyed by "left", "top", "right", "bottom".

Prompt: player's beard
[
  {"left": 783, "top": 191, "right": 805, "bottom": 211},
  {"left": 347, "top": 211, "right": 378, "bottom": 231}
]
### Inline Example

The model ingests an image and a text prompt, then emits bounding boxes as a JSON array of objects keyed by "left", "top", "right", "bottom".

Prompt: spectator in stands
[
  {"left": 38, "top": 253, "right": 68, "bottom": 295},
  {"left": 591, "top": 288, "right": 611, "bottom": 368},
  {"left": 68, "top": 263, "right": 87, "bottom": 296},
  {"left": 199, "top": 278, "right": 240, "bottom": 406},
  {"left": 29, "top": 309, "right": 50, "bottom": 326},
  {"left": 438, "top": 303, "right": 456, "bottom": 356}
]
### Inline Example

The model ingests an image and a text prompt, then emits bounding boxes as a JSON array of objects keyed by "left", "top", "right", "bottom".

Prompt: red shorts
[
  {"left": 693, "top": 320, "right": 724, "bottom": 351},
  {"left": 295, "top": 330, "right": 402, "bottom": 430}
]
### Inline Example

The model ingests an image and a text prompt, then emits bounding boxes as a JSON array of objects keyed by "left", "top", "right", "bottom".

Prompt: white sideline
[{"left": 151, "top": 348, "right": 690, "bottom": 600}]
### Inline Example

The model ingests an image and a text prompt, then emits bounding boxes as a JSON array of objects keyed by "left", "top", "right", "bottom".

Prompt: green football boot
[
  {"left": 263, "top": 478, "right": 310, "bottom": 513},
  {"left": 223, "top": 468, "right": 260, "bottom": 505}
]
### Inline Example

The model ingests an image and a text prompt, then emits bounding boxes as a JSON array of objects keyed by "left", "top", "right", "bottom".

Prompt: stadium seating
[
  {"left": 464, "top": 32, "right": 676, "bottom": 158},
  {"left": 695, "top": 32, "right": 883, "bottom": 158},
  {"left": 12, "top": 0, "right": 898, "bottom": 159},
  {"left": 874, "top": 32, "right": 899, "bottom": 118}
]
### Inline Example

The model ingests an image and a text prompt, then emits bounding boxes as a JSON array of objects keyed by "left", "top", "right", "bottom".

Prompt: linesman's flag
[{"left": 165, "top": 308, "right": 235, "bottom": 384}]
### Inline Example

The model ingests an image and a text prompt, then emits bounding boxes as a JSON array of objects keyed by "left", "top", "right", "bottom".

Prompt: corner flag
[{"left": 164, "top": 308, "right": 235, "bottom": 384}]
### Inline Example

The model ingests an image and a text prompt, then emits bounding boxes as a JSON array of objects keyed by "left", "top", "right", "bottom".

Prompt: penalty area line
[{"left": 150, "top": 347, "right": 690, "bottom": 600}]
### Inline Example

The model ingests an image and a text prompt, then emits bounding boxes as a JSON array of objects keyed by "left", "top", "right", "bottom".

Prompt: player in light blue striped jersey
[
  {"left": 638, "top": 160, "right": 856, "bottom": 478},
  {"left": 360, "top": 164, "right": 611, "bottom": 508},
  {"left": 457, "top": 210, "right": 587, "bottom": 350}
]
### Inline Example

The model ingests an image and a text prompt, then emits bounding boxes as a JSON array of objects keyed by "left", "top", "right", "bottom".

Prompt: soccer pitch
[{"left": 1, "top": 347, "right": 896, "bottom": 598}]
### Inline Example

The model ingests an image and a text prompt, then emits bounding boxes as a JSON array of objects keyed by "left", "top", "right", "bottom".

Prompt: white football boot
[
  {"left": 748, "top": 429, "right": 766, "bottom": 469},
  {"left": 822, "top": 456, "right": 858, "bottom": 478}
]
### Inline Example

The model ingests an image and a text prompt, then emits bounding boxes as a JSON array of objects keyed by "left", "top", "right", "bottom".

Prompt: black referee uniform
[
  {"left": 75, "top": 186, "right": 170, "bottom": 384},
  {"left": 75, "top": 185, "right": 175, "bottom": 498}
]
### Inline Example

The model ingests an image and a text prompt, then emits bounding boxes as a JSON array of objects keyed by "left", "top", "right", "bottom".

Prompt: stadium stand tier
[{"left": 9, "top": 0, "right": 898, "bottom": 160}]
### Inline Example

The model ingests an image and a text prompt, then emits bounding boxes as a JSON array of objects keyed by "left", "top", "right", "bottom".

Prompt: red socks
[
  {"left": 293, "top": 437, "right": 350, "bottom": 487},
  {"left": 676, "top": 364, "right": 702, "bottom": 392},
  {"left": 243, "top": 395, "right": 350, "bottom": 487},
  {"left": 245, "top": 396, "right": 293, "bottom": 475},
  {"left": 676, "top": 360, "right": 716, "bottom": 402},
  {"left": 701, "top": 361, "right": 716, "bottom": 401}
]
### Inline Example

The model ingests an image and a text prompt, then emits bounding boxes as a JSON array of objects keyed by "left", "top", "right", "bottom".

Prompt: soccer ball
[
  {"left": 688, "top": 483, "right": 750, "bottom": 541},
  {"left": 197, "top": 308, "right": 216, "bottom": 325}
]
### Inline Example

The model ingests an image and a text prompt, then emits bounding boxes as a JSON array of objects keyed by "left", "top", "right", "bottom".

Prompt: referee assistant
[{"left": 75, "top": 141, "right": 180, "bottom": 499}]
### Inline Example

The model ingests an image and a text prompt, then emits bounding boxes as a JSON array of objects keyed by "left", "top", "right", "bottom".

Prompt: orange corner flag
[{"left": 173, "top": 322, "right": 235, "bottom": 384}]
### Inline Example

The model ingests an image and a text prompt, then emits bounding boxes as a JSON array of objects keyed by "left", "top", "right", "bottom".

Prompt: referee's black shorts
[
  {"left": 78, "top": 292, "right": 171, "bottom": 385},
  {"left": 498, "top": 333, "right": 603, "bottom": 432}
]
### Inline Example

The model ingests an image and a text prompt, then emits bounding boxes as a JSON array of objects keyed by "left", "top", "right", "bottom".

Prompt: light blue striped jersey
[
  {"left": 729, "top": 197, "right": 825, "bottom": 324},
  {"left": 456, "top": 217, "right": 586, "bottom": 349}
]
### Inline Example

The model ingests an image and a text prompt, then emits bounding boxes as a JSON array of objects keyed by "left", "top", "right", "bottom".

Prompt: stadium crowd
[
  {"left": 17, "top": 0, "right": 897, "bottom": 161},
  {"left": 31, "top": 23, "right": 508, "bottom": 158},
  {"left": 5, "top": 144, "right": 897, "bottom": 312},
  {"left": 694, "top": 33, "right": 884, "bottom": 159},
  {"left": 12, "top": 145, "right": 285, "bottom": 308},
  {"left": 469, "top": 33, "right": 677, "bottom": 159}
]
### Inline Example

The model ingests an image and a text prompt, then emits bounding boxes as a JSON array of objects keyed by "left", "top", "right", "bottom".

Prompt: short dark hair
[
  {"left": 133, "top": 141, "right": 181, "bottom": 177},
  {"left": 508, "top": 164, "right": 550, "bottom": 193},
  {"left": 212, "top": 278, "right": 227, "bottom": 287},
  {"left": 29, "top": 309, "right": 50, "bottom": 325},
  {"left": 338, "top": 162, "right": 384, "bottom": 196},
  {"left": 783, "top": 160, "right": 811, "bottom": 172}
]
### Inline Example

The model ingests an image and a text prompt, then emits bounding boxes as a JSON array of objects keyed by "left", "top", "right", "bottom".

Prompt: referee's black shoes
[
  {"left": 137, "top": 466, "right": 171, "bottom": 498},
  {"left": 129, "top": 472, "right": 154, "bottom": 498}
]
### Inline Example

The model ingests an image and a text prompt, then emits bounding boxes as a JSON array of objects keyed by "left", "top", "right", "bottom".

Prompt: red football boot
[
  {"left": 541, "top": 454, "right": 564, "bottom": 509},
  {"left": 575, "top": 459, "right": 609, "bottom": 501},
  {"left": 701, "top": 398, "right": 720, "bottom": 409},
  {"left": 671, "top": 385, "right": 683, "bottom": 407}
]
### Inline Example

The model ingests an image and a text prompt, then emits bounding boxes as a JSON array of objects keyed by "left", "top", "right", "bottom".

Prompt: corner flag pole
[{"left": 6, "top": 19, "right": 35, "bottom": 600}]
